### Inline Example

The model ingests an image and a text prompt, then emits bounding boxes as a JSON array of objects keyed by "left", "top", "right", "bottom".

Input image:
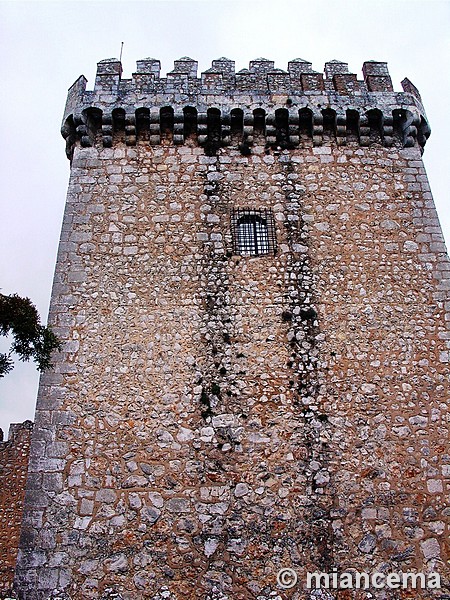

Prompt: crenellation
[
  {"left": 170, "top": 56, "right": 198, "bottom": 78},
  {"left": 211, "top": 57, "right": 235, "bottom": 78},
  {"left": 94, "top": 58, "right": 122, "bottom": 97},
  {"left": 95, "top": 57, "right": 122, "bottom": 76},
  {"left": 362, "top": 60, "right": 394, "bottom": 92},
  {"left": 332, "top": 72, "right": 360, "bottom": 95},
  {"left": 64, "top": 76, "right": 87, "bottom": 114},
  {"left": 287, "top": 57, "right": 313, "bottom": 76},
  {"left": 266, "top": 68, "right": 290, "bottom": 93},
  {"left": 135, "top": 57, "right": 161, "bottom": 76},
  {"left": 248, "top": 57, "right": 275, "bottom": 74},
  {"left": 324, "top": 59, "right": 350, "bottom": 79},
  {"left": 200, "top": 69, "right": 225, "bottom": 94},
  {"left": 66, "top": 56, "right": 429, "bottom": 160},
  {"left": 362, "top": 59, "right": 391, "bottom": 78}
]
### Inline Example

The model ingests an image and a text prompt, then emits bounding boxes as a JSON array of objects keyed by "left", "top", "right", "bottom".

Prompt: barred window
[{"left": 231, "top": 208, "right": 276, "bottom": 256}]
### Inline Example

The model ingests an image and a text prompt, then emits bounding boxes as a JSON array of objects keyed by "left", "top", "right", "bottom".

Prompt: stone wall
[
  {"left": 0, "top": 421, "right": 33, "bottom": 598},
  {"left": 14, "top": 57, "right": 450, "bottom": 599},
  {"left": 15, "top": 141, "right": 450, "bottom": 599}
]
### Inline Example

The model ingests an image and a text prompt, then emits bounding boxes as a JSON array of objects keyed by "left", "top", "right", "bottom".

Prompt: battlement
[{"left": 62, "top": 56, "right": 431, "bottom": 158}]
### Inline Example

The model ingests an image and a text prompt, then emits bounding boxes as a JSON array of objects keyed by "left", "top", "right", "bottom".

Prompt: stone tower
[{"left": 14, "top": 57, "right": 449, "bottom": 599}]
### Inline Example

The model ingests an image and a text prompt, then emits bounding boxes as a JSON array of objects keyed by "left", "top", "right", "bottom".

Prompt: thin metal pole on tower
[{"left": 119, "top": 42, "right": 124, "bottom": 63}]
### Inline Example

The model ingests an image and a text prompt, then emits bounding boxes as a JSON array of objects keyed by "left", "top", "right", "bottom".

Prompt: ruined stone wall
[
  {"left": 0, "top": 421, "right": 33, "bottom": 598},
  {"left": 14, "top": 57, "right": 449, "bottom": 599}
]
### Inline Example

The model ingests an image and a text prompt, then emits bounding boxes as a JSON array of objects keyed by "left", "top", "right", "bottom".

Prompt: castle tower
[{"left": 14, "top": 57, "right": 449, "bottom": 599}]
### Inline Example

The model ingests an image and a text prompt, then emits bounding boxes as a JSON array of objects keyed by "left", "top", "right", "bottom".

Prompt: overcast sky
[{"left": 0, "top": 0, "right": 449, "bottom": 436}]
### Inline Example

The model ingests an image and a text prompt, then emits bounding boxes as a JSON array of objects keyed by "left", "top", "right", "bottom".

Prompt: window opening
[{"left": 231, "top": 208, "right": 276, "bottom": 256}]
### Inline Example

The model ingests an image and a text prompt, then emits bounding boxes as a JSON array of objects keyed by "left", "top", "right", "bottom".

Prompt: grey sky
[{"left": 1, "top": 0, "right": 449, "bottom": 436}]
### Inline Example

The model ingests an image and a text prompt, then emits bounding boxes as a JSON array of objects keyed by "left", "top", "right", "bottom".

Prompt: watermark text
[{"left": 277, "top": 567, "right": 441, "bottom": 590}]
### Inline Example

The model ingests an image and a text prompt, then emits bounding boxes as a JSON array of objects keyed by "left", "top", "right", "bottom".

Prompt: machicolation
[{"left": 62, "top": 56, "right": 430, "bottom": 159}]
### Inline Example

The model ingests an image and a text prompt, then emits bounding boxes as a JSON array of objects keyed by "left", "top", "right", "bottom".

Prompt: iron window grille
[{"left": 231, "top": 208, "right": 277, "bottom": 256}]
